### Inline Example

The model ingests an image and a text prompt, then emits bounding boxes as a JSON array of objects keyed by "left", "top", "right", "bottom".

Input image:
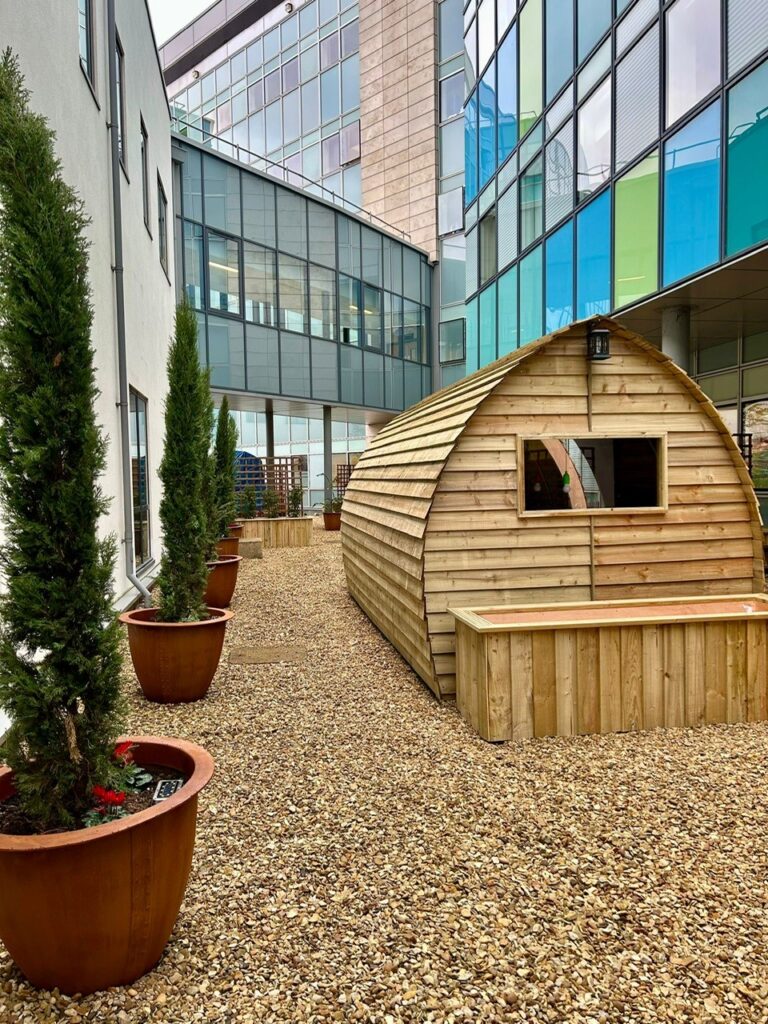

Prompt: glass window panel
[
  {"left": 498, "top": 264, "right": 518, "bottom": 355},
  {"left": 245, "top": 324, "right": 278, "bottom": 392},
  {"left": 282, "top": 57, "right": 300, "bottom": 94},
  {"left": 440, "top": 0, "right": 464, "bottom": 59},
  {"left": 699, "top": 339, "right": 738, "bottom": 372},
  {"left": 520, "top": 122, "right": 543, "bottom": 167},
  {"left": 577, "top": 76, "right": 611, "bottom": 201},
  {"left": 519, "top": 0, "right": 543, "bottom": 138},
  {"left": 464, "top": 21, "right": 477, "bottom": 94},
  {"left": 465, "top": 295, "right": 479, "bottom": 373},
  {"left": 726, "top": 57, "right": 768, "bottom": 257},
  {"left": 402, "top": 300, "right": 423, "bottom": 362},
  {"left": 545, "top": 119, "right": 574, "bottom": 230},
  {"left": 183, "top": 222, "right": 204, "bottom": 309},
  {"left": 204, "top": 154, "right": 241, "bottom": 234},
  {"left": 478, "top": 0, "right": 495, "bottom": 72},
  {"left": 666, "top": 0, "right": 721, "bottom": 127},
  {"left": 248, "top": 80, "right": 264, "bottom": 112},
  {"left": 308, "top": 203, "right": 336, "bottom": 266},
  {"left": 545, "top": 221, "right": 574, "bottom": 332},
  {"left": 242, "top": 174, "right": 275, "bottom": 246},
  {"left": 303, "top": 141, "right": 321, "bottom": 179},
  {"left": 278, "top": 253, "right": 307, "bottom": 332},
  {"left": 498, "top": 0, "right": 516, "bottom": 40},
  {"left": 340, "top": 344, "right": 363, "bottom": 403},
  {"left": 615, "top": 151, "right": 659, "bottom": 307},
  {"left": 321, "top": 66, "right": 340, "bottom": 121},
  {"left": 265, "top": 68, "right": 281, "bottom": 104},
  {"left": 578, "top": 0, "right": 611, "bottom": 62},
  {"left": 578, "top": 38, "right": 611, "bottom": 102},
  {"left": 249, "top": 110, "right": 266, "bottom": 154},
  {"left": 390, "top": 242, "right": 403, "bottom": 295},
  {"left": 216, "top": 101, "right": 233, "bottom": 133},
  {"left": 576, "top": 188, "right": 611, "bottom": 319},
  {"left": 700, "top": 370, "right": 739, "bottom": 402},
  {"left": 209, "top": 315, "right": 245, "bottom": 389},
  {"left": 301, "top": 1, "right": 318, "bottom": 36},
  {"left": 339, "top": 274, "right": 361, "bottom": 345},
  {"left": 311, "top": 337, "right": 338, "bottom": 401},
  {"left": 479, "top": 282, "right": 497, "bottom": 367},
  {"left": 520, "top": 154, "right": 543, "bottom": 248},
  {"left": 361, "top": 227, "right": 382, "bottom": 286},
  {"left": 728, "top": 0, "right": 768, "bottom": 76},
  {"left": 247, "top": 40, "right": 263, "bottom": 72},
  {"left": 341, "top": 20, "right": 359, "bottom": 56},
  {"left": 277, "top": 190, "right": 307, "bottom": 258},
  {"left": 216, "top": 61, "right": 231, "bottom": 92},
  {"left": 182, "top": 147, "right": 203, "bottom": 221},
  {"left": 338, "top": 217, "right": 361, "bottom": 276},
  {"left": 616, "top": 24, "right": 660, "bottom": 172},
  {"left": 201, "top": 72, "right": 216, "bottom": 102},
  {"left": 322, "top": 132, "right": 340, "bottom": 173},
  {"left": 663, "top": 100, "right": 721, "bottom": 286},
  {"left": 498, "top": 180, "right": 518, "bottom": 269},
  {"left": 343, "top": 163, "right": 361, "bottom": 206},
  {"left": 208, "top": 232, "right": 240, "bottom": 315},
  {"left": 282, "top": 13, "right": 299, "bottom": 48},
  {"left": 440, "top": 72, "right": 464, "bottom": 121},
  {"left": 319, "top": 0, "right": 337, "bottom": 22},
  {"left": 341, "top": 54, "right": 360, "bottom": 111},
  {"left": 280, "top": 334, "right": 311, "bottom": 396},
  {"left": 497, "top": 26, "right": 518, "bottom": 165},
  {"left": 441, "top": 118, "right": 465, "bottom": 179},
  {"left": 546, "top": 83, "right": 574, "bottom": 138},
  {"left": 465, "top": 90, "right": 479, "bottom": 203},
  {"left": 363, "top": 285, "right": 382, "bottom": 348},
  {"left": 439, "top": 318, "right": 465, "bottom": 362},
  {"left": 283, "top": 88, "right": 301, "bottom": 142},
  {"left": 301, "top": 45, "right": 319, "bottom": 82},
  {"left": 264, "top": 27, "right": 280, "bottom": 61},
  {"left": 465, "top": 223, "right": 478, "bottom": 295},
  {"left": 385, "top": 292, "right": 403, "bottom": 356},
  {"left": 340, "top": 121, "right": 361, "bottom": 164},
  {"left": 403, "top": 248, "right": 422, "bottom": 302},
  {"left": 244, "top": 242, "right": 277, "bottom": 326},
  {"left": 546, "top": 0, "right": 573, "bottom": 102},
  {"left": 519, "top": 243, "right": 543, "bottom": 343},
  {"left": 302, "top": 78, "right": 321, "bottom": 132},
  {"left": 744, "top": 332, "right": 768, "bottom": 364},
  {"left": 744, "top": 400, "right": 768, "bottom": 491},
  {"left": 478, "top": 60, "right": 497, "bottom": 189},
  {"left": 616, "top": 0, "right": 656, "bottom": 55},
  {"left": 266, "top": 100, "right": 282, "bottom": 150},
  {"left": 231, "top": 50, "right": 246, "bottom": 84},
  {"left": 479, "top": 210, "right": 497, "bottom": 284},
  {"left": 309, "top": 264, "right": 336, "bottom": 338},
  {"left": 320, "top": 31, "right": 339, "bottom": 68},
  {"left": 441, "top": 234, "right": 466, "bottom": 305}
]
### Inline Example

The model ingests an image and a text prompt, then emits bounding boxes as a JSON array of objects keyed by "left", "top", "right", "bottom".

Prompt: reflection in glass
[
  {"left": 244, "top": 242, "right": 276, "bottom": 326},
  {"left": 278, "top": 254, "right": 307, "bottom": 332},
  {"left": 184, "top": 222, "right": 204, "bottom": 309},
  {"left": 129, "top": 390, "right": 150, "bottom": 567},
  {"left": 309, "top": 264, "right": 336, "bottom": 339},
  {"left": 208, "top": 232, "right": 240, "bottom": 314},
  {"left": 665, "top": 0, "right": 720, "bottom": 127},
  {"left": 339, "top": 275, "right": 361, "bottom": 345},
  {"left": 363, "top": 285, "right": 382, "bottom": 348},
  {"left": 744, "top": 402, "right": 768, "bottom": 490},
  {"left": 577, "top": 76, "right": 611, "bottom": 201}
]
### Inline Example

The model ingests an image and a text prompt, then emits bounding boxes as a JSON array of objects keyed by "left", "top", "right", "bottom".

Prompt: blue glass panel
[
  {"left": 519, "top": 244, "right": 543, "bottom": 343},
  {"left": 497, "top": 27, "right": 518, "bottom": 165},
  {"left": 727, "top": 57, "right": 768, "bottom": 257},
  {"left": 498, "top": 265, "right": 519, "bottom": 355},
  {"left": 545, "top": 221, "right": 574, "bottom": 333},
  {"left": 479, "top": 282, "right": 497, "bottom": 366},
  {"left": 465, "top": 90, "right": 479, "bottom": 204},
  {"left": 465, "top": 296, "right": 479, "bottom": 373},
  {"left": 663, "top": 100, "right": 721, "bottom": 286},
  {"left": 546, "top": 0, "right": 573, "bottom": 102},
  {"left": 576, "top": 188, "right": 611, "bottom": 319},
  {"left": 478, "top": 60, "right": 497, "bottom": 189},
  {"left": 578, "top": 0, "right": 611, "bottom": 62}
]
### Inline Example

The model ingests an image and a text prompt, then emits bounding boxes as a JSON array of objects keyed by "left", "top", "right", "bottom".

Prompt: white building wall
[{"left": 0, "top": 0, "right": 175, "bottom": 610}]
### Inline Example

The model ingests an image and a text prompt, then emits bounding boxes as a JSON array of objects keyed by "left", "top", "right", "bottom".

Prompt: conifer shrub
[
  {"left": 213, "top": 395, "right": 238, "bottom": 539},
  {"left": 0, "top": 51, "right": 123, "bottom": 829},
  {"left": 262, "top": 489, "right": 281, "bottom": 518},
  {"left": 199, "top": 370, "right": 220, "bottom": 562},
  {"left": 155, "top": 305, "right": 209, "bottom": 622}
]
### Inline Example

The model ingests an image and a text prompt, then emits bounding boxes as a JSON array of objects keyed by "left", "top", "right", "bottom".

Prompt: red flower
[
  {"left": 113, "top": 741, "right": 135, "bottom": 764},
  {"left": 92, "top": 785, "right": 126, "bottom": 807}
]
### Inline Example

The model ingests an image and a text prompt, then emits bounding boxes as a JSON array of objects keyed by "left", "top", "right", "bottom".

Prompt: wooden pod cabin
[{"left": 341, "top": 319, "right": 765, "bottom": 698}]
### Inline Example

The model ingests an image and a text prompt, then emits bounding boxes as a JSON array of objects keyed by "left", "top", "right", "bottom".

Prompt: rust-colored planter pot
[
  {"left": 227, "top": 523, "right": 243, "bottom": 538},
  {"left": 0, "top": 736, "right": 214, "bottom": 996},
  {"left": 203, "top": 554, "right": 242, "bottom": 608},
  {"left": 323, "top": 511, "right": 342, "bottom": 531},
  {"left": 216, "top": 535, "right": 239, "bottom": 557},
  {"left": 119, "top": 607, "right": 232, "bottom": 703}
]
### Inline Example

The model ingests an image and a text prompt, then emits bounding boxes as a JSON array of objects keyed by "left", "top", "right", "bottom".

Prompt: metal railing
[{"left": 172, "top": 116, "right": 412, "bottom": 241}]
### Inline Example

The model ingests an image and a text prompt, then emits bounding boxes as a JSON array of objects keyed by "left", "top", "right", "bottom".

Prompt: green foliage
[
  {"left": 236, "top": 486, "right": 258, "bottom": 519},
  {"left": 0, "top": 51, "right": 123, "bottom": 830},
  {"left": 214, "top": 396, "right": 238, "bottom": 539},
  {"left": 262, "top": 489, "right": 281, "bottom": 518},
  {"left": 288, "top": 486, "right": 304, "bottom": 518},
  {"left": 199, "top": 370, "right": 220, "bottom": 562},
  {"left": 156, "top": 304, "right": 209, "bottom": 622}
]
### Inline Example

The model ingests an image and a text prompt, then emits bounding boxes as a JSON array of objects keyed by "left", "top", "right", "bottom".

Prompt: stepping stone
[
  {"left": 240, "top": 538, "right": 263, "bottom": 559},
  {"left": 230, "top": 645, "right": 307, "bottom": 665}
]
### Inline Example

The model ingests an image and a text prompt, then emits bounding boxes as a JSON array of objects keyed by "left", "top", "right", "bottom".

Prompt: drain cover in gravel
[{"left": 230, "top": 645, "right": 307, "bottom": 665}]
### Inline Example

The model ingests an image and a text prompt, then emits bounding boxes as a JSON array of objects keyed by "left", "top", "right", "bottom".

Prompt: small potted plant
[
  {"left": 0, "top": 52, "right": 213, "bottom": 995},
  {"left": 120, "top": 304, "right": 233, "bottom": 703},
  {"left": 201, "top": 384, "right": 241, "bottom": 608},
  {"left": 288, "top": 484, "right": 304, "bottom": 518},
  {"left": 319, "top": 476, "right": 343, "bottom": 530}
]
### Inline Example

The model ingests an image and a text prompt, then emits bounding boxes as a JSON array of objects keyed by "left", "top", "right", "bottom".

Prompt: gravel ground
[{"left": 3, "top": 523, "right": 768, "bottom": 1023}]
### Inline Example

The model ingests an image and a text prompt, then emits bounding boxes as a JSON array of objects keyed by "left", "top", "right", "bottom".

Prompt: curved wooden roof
[{"left": 341, "top": 319, "right": 765, "bottom": 697}]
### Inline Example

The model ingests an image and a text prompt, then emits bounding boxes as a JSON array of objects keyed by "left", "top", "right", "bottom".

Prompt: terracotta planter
[
  {"left": 216, "top": 535, "right": 239, "bottom": 557},
  {"left": 227, "top": 523, "right": 243, "bottom": 538},
  {"left": 0, "top": 736, "right": 214, "bottom": 995},
  {"left": 119, "top": 607, "right": 232, "bottom": 703},
  {"left": 203, "top": 554, "right": 242, "bottom": 608},
  {"left": 323, "top": 511, "right": 342, "bottom": 531}
]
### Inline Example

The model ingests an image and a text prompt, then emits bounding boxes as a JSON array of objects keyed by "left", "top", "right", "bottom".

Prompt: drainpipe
[{"left": 107, "top": 0, "right": 151, "bottom": 606}]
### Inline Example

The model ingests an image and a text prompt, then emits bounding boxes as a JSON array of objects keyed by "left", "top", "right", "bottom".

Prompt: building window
[
  {"left": 244, "top": 242, "right": 276, "bottom": 326},
  {"left": 440, "top": 72, "right": 464, "bottom": 121},
  {"left": 726, "top": 56, "right": 768, "bottom": 258},
  {"left": 208, "top": 232, "right": 240, "bottom": 314},
  {"left": 78, "top": 0, "right": 94, "bottom": 84},
  {"left": 140, "top": 119, "right": 150, "bottom": 230},
  {"left": 115, "top": 35, "right": 126, "bottom": 166},
  {"left": 577, "top": 76, "right": 611, "bottom": 202},
  {"left": 129, "top": 390, "right": 151, "bottom": 568},
  {"left": 157, "top": 176, "right": 168, "bottom": 273},
  {"left": 479, "top": 210, "right": 497, "bottom": 285},
  {"left": 439, "top": 319, "right": 465, "bottom": 363},
  {"left": 665, "top": 0, "right": 721, "bottom": 128}
]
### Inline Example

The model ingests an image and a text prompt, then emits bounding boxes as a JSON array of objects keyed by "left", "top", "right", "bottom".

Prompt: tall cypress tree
[
  {"left": 214, "top": 395, "right": 238, "bottom": 539},
  {"left": 200, "top": 368, "right": 220, "bottom": 562},
  {"left": 156, "top": 304, "right": 209, "bottom": 623},
  {"left": 0, "top": 51, "right": 123, "bottom": 830}
]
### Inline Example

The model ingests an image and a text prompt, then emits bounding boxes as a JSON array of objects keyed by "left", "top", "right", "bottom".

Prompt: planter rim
[
  {"left": 0, "top": 736, "right": 214, "bottom": 853},
  {"left": 119, "top": 607, "right": 233, "bottom": 628},
  {"left": 252, "top": 516, "right": 313, "bottom": 521},
  {"left": 206, "top": 555, "right": 243, "bottom": 569}
]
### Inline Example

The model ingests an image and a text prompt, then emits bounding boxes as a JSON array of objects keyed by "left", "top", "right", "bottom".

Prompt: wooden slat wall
[{"left": 342, "top": 320, "right": 765, "bottom": 699}]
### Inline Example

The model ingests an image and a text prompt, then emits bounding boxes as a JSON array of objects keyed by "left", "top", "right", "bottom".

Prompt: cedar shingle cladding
[{"left": 341, "top": 320, "right": 765, "bottom": 698}]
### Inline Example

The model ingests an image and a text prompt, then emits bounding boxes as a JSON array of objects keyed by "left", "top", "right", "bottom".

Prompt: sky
[{"left": 148, "top": 0, "right": 213, "bottom": 45}]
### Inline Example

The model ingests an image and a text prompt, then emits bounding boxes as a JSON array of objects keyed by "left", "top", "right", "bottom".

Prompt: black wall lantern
[{"left": 587, "top": 325, "right": 611, "bottom": 361}]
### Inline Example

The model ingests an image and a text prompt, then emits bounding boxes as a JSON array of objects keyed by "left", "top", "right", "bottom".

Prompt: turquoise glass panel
[
  {"left": 664, "top": 101, "right": 720, "bottom": 285},
  {"left": 479, "top": 282, "right": 497, "bottom": 366},
  {"left": 545, "top": 221, "right": 574, "bottom": 333},
  {"left": 546, "top": 0, "right": 573, "bottom": 102},
  {"left": 519, "top": 244, "right": 543, "bottom": 343},
  {"left": 465, "top": 295, "right": 479, "bottom": 373},
  {"left": 465, "top": 90, "right": 479, "bottom": 204},
  {"left": 578, "top": 0, "right": 611, "bottom": 62},
  {"left": 576, "top": 188, "right": 611, "bottom": 319},
  {"left": 727, "top": 57, "right": 768, "bottom": 257},
  {"left": 498, "top": 265, "right": 519, "bottom": 355},
  {"left": 497, "top": 27, "right": 517, "bottom": 165},
  {"left": 478, "top": 60, "right": 497, "bottom": 189}
]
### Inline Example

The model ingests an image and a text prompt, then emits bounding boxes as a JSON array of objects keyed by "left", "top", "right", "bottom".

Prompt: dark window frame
[
  {"left": 140, "top": 117, "right": 151, "bottom": 233},
  {"left": 129, "top": 388, "right": 151, "bottom": 570},
  {"left": 157, "top": 174, "right": 169, "bottom": 274},
  {"left": 115, "top": 33, "right": 126, "bottom": 170}
]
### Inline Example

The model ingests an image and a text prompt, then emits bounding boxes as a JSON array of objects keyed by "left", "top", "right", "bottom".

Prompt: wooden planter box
[
  {"left": 451, "top": 594, "right": 768, "bottom": 742},
  {"left": 234, "top": 516, "right": 313, "bottom": 548}
]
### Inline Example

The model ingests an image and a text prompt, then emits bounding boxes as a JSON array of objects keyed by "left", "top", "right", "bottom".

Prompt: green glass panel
[
  {"left": 699, "top": 370, "right": 738, "bottom": 403},
  {"left": 698, "top": 339, "right": 737, "bottom": 373},
  {"left": 519, "top": 0, "right": 543, "bottom": 139},
  {"left": 519, "top": 244, "right": 543, "bottom": 344},
  {"left": 744, "top": 331, "right": 768, "bottom": 364},
  {"left": 743, "top": 364, "right": 768, "bottom": 398},
  {"left": 479, "top": 282, "right": 497, "bottom": 367},
  {"left": 614, "top": 152, "right": 659, "bottom": 308},
  {"left": 498, "top": 264, "right": 518, "bottom": 355},
  {"left": 727, "top": 58, "right": 768, "bottom": 256}
]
